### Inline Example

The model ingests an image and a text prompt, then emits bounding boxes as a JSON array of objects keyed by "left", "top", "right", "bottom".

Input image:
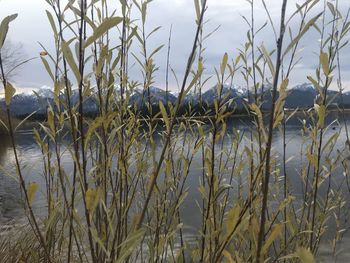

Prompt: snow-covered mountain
[
  {"left": 1, "top": 83, "right": 350, "bottom": 117},
  {"left": 0, "top": 87, "right": 98, "bottom": 116},
  {"left": 4, "top": 93, "right": 46, "bottom": 116},
  {"left": 285, "top": 83, "right": 317, "bottom": 109},
  {"left": 200, "top": 84, "right": 246, "bottom": 109},
  {"left": 67, "top": 89, "right": 98, "bottom": 113},
  {"left": 129, "top": 86, "right": 177, "bottom": 106},
  {"left": 340, "top": 91, "right": 350, "bottom": 106}
]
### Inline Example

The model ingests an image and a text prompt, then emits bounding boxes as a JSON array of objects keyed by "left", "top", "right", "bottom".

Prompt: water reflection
[
  {"left": 0, "top": 134, "right": 22, "bottom": 222},
  {"left": 0, "top": 114, "right": 349, "bottom": 224},
  {"left": 0, "top": 115, "right": 349, "bottom": 261},
  {"left": 0, "top": 134, "right": 11, "bottom": 163}
]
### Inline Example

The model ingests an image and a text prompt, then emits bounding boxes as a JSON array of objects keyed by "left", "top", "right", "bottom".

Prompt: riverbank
[{"left": 0, "top": 110, "right": 39, "bottom": 135}]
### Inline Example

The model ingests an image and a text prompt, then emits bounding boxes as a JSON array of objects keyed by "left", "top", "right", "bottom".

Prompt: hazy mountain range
[{"left": 1, "top": 83, "right": 350, "bottom": 117}]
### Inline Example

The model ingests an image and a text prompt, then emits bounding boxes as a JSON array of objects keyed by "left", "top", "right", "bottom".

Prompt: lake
[{"left": 1, "top": 112, "right": 350, "bottom": 261}]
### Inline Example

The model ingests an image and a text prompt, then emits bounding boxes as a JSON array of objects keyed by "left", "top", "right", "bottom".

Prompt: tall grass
[{"left": 1, "top": 0, "right": 350, "bottom": 262}]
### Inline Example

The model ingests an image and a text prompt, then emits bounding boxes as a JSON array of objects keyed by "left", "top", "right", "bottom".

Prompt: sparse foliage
[{"left": 1, "top": 0, "right": 350, "bottom": 262}]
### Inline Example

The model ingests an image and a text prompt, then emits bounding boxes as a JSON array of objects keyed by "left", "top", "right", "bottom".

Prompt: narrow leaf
[
  {"left": 159, "top": 101, "right": 170, "bottom": 132},
  {"left": 86, "top": 188, "right": 99, "bottom": 214},
  {"left": 261, "top": 44, "right": 275, "bottom": 75},
  {"left": 262, "top": 223, "right": 283, "bottom": 255},
  {"left": 320, "top": 52, "right": 330, "bottom": 76},
  {"left": 295, "top": 247, "right": 316, "bottom": 263},
  {"left": 221, "top": 52, "right": 228, "bottom": 75},
  {"left": 0, "top": 14, "right": 18, "bottom": 48},
  {"left": 46, "top": 10, "right": 58, "bottom": 37},
  {"left": 27, "top": 182, "right": 39, "bottom": 206},
  {"left": 194, "top": 0, "right": 200, "bottom": 21},
  {"left": 85, "top": 17, "right": 123, "bottom": 47},
  {"left": 61, "top": 40, "right": 81, "bottom": 82},
  {"left": 283, "top": 13, "right": 322, "bottom": 57},
  {"left": 5, "top": 82, "right": 16, "bottom": 106}
]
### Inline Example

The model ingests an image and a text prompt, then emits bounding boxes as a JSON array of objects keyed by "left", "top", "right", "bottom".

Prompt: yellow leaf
[
  {"left": 295, "top": 247, "right": 316, "bottom": 263},
  {"left": 307, "top": 152, "right": 318, "bottom": 167},
  {"left": 27, "top": 182, "right": 38, "bottom": 206},
  {"left": 193, "top": 137, "right": 204, "bottom": 154},
  {"left": 41, "top": 56, "right": 54, "bottom": 81},
  {"left": 320, "top": 52, "right": 330, "bottom": 76},
  {"left": 318, "top": 105, "right": 326, "bottom": 129},
  {"left": 5, "top": 82, "right": 16, "bottom": 106},
  {"left": 194, "top": 0, "right": 201, "bottom": 21},
  {"left": 165, "top": 159, "right": 172, "bottom": 176},
  {"left": 250, "top": 103, "right": 267, "bottom": 141},
  {"left": 223, "top": 250, "right": 236, "bottom": 263},
  {"left": 86, "top": 188, "right": 99, "bottom": 214},
  {"left": 283, "top": 13, "right": 322, "bottom": 57},
  {"left": 261, "top": 223, "right": 283, "bottom": 255},
  {"left": 273, "top": 111, "right": 284, "bottom": 129},
  {"left": 47, "top": 107, "right": 55, "bottom": 132},
  {"left": 315, "top": 104, "right": 326, "bottom": 129},
  {"left": 61, "top": 41, "right": 81, "bottom": 82},
  {"left": 85, "top": 17, "right": 123, "bottom": 47},
  {"left": 226, "top": 204, "right": 241, "bottom": 234},
  {"left": 280, "top": 78, "right": 289, "bottom": 93},
  {"left": 261, "top": 44, "right": 275, "bottom": 75},
  {"left": 159, "top": 101, "right": 170, "bottom": 132},
  {"left": 221, "top": 52, "right": 228, "bottom": 75}
]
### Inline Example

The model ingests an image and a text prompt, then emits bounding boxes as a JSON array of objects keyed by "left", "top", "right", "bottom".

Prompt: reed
[{"left": 1, "top": 0, "right": 350, "bottom": 262}]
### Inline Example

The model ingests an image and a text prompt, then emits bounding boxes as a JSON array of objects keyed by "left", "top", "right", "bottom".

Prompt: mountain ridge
[{"left": 2, "top": 83, "right": 350, "bottom": 117}]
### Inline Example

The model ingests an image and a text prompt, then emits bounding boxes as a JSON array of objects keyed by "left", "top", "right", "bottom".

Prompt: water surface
[{"left": 1, "top": 114, "right": 350, "bottom": 261}]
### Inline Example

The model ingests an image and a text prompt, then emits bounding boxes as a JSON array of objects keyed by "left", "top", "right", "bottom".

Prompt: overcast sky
[{"left": 1, "top": 0, "right": 350, "bottom": 94}]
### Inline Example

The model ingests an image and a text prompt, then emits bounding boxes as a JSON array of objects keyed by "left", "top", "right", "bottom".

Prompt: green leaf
[
  {"left": 141, "top": 2, "right": 147, "bottom": 24},
  {"left": 5, "top": 82, "right": 16, "bottom": 106},
  {"left": 85, "top": 17, "right": 123, "bottom": 47},
  {"left": 0, "top": 14, "right": 18, "bottom": 49},
  {"left": 327, "top": 2, "right": 336, "bottom": 17}
]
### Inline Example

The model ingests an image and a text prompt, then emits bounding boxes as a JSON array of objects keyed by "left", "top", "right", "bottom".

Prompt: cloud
[{"left": 0, "top": 0, "right": 350, "bottom": 93}]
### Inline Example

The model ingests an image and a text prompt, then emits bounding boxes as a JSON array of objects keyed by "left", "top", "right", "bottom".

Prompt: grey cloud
[{"left": 1, "top": 0, "right": 350, "bottom": 93}]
